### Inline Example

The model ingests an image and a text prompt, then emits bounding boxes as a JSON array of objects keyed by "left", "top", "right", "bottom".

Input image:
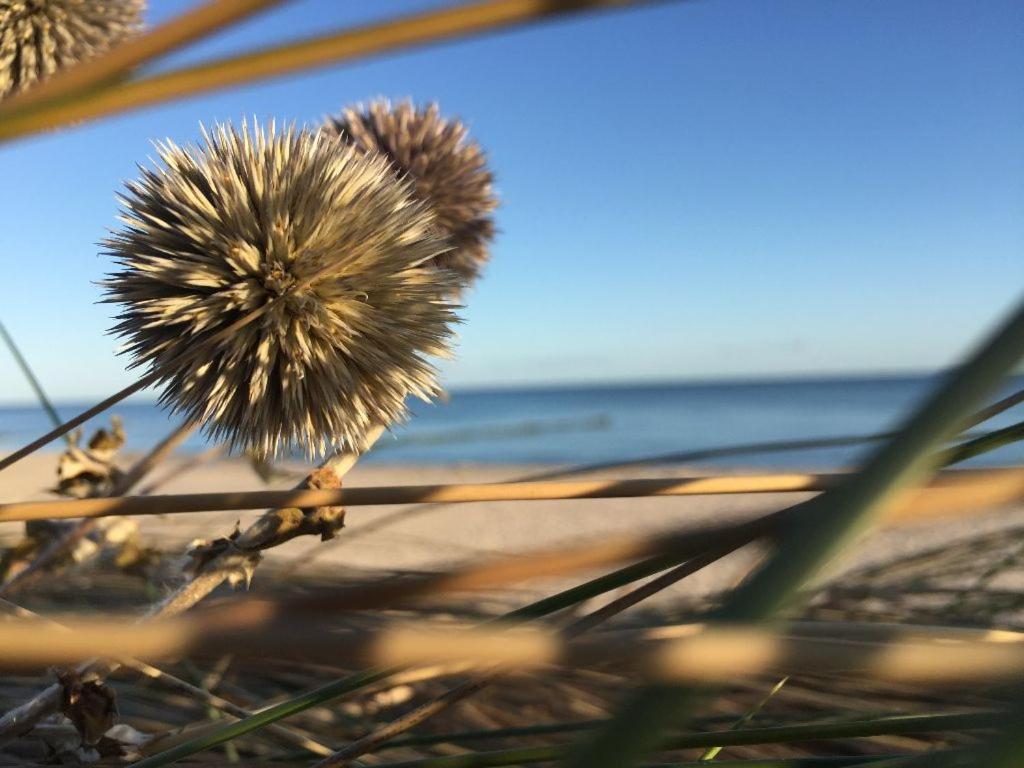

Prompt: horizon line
[{"left": 1, "top": 367, "right": 993, "bottom": 408}]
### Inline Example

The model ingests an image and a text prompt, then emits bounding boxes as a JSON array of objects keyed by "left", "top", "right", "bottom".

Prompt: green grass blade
[
  {"left": 565, "top": 296, "right": 1024, "bottom": 768},
  {"left": 699, "top": 676, "right": 789, "bottom": 761},
  {"left": 941, "top": 418, "right": 1024, "bottom": 465},
  {"left": 129, "top": 549, "right": 702, "bottom": 767}
]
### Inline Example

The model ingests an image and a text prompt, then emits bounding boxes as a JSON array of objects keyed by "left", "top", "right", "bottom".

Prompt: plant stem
[
  {"left": 0, "top": 319, "right": 65, "bottom": 436},
  {"left": 565, "top": 295, "right": 1024, "bottom": 768}
]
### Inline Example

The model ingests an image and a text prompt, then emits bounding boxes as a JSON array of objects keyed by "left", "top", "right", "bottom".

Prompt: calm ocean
[{"left": 3, "top": 375, "right": 1024, "bottom": 469}]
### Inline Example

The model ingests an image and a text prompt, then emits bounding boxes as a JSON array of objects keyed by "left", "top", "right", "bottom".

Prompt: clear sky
[{"left": 0, "top": 0, "right": 1021, "bottom": 404}]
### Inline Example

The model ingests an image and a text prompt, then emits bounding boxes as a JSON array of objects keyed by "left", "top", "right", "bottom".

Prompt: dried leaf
[
  {"left": 57, "top": 670, "right": 118, "bottom": 747},
  {"left": 54, "top": 417, "right": 126, "bottom": 499}
]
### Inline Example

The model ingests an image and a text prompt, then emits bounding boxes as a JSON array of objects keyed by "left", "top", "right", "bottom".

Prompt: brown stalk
[
  {"left": 0, "top": 599, "right": 332, "bottom": 756},
  {"left": 0, "top": 0, "right": 290, "bottom": 117},
  {"left": 273, "top": 383, "right": 1024, "bottom": 578},
  {"left": 2, "top": 466, "right": 1023, "bottom": 523},
  {"left": 0, "top": 0, "right": 674, "bottom": 142},
  {"left": 0, "top": 302, "right": 270, "bottom": 473},
  {"left": 1, "top": 616, "right": 1023, "bottom": 684},
  {"left": 964, "top": 385, "right": 1024, "bottom": 429}
]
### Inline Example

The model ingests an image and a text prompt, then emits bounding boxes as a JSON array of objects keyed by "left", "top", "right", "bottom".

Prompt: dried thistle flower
[
  {"left": 324, "top": 100, "right": 497, "bottom": 289},
  {"left": 104, "top": 121, "right": 459, "bottom": 458},
  {"left": 0, "top": 0, "right": 145, "bottom": 101}
]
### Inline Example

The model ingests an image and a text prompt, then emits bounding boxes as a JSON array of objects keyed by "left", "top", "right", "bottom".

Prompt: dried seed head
[
  {"left": 104, "top": 121, "right": 459, "bottom": 458},
  {"left": 0, "top": 0, "right": 145, "bottom": 101},
  {"left": 324, "top": 100, "right": 497, "bottom": 290}
]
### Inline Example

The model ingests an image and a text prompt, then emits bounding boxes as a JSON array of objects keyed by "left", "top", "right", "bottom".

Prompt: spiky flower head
[
  {"left": 0, "top": 0, "right": 145, "bottom": 101},
  {"left": 324, "top": 100, "right": 497, "bottom": 289},
  {"left": 104, "top": 121, "right": 459, "bottom": 458}
]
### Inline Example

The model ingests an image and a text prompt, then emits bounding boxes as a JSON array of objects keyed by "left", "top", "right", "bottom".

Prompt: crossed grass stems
[
  {"left": 4, "top": 311, "right": 1024, "bottom": 766},
  {"left": 3, "top": 0, "right": 1024, "bottom": 766}
]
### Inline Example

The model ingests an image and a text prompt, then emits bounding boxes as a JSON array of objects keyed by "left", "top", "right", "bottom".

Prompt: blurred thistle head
[
  {"left": 324, "top": 100, "right": 497, "bottom": 290},
  {"left": 0, "top": 0, "right": 145, "bottom": 101},
  {"left": 104, "top": 120, "right": 459, "bottom": 458}
]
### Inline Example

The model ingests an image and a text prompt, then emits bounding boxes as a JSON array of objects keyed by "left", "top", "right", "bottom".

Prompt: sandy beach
[{"left": 3, "top": 452, "right": 1024, "bottom": 611}]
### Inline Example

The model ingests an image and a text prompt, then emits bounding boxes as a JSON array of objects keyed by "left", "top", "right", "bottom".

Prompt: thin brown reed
[
  {"left": 0, "top": 301, "right": 273, "bottom": 473},
  {"left": 1, "top": 467, "right": 1021, "bottom": 523},
  {"left": 0, "top": 372, "right": 158, "bottom": 473},
  {"left": 1, "top": 617, "right": 1023, "bottom": 685},
  {"left": 0, "top": 0, "right": 288, "bottom": 118},
  {"left": 0, "top": 0, "right": 671, "bottom": 142},
  {"left": 152, "top": 482, "right": 1002, "bottom": 622},
  {"left": 0, "top": 598, "right": 332, "bottom": 756}
]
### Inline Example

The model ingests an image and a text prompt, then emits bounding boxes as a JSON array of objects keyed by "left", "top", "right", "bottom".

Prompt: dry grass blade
[
  {"left": 2, "top": 466, "right": 1024, "bottom": 522},
  {"left": 0, "top": 429, "right": 383, "bottom": 743},
  {"left": 0, "top": 0, "right": 676, "bottom": 143},
  {"left": 964, "top": 385, "right": 1024, "bottom": 428},
  {"left": 0, "top": 0, "right": 290, "bottom": 116},
  {"left": 3, "top": 617, "right": 1024, "bottom": 684},
  {"left": 0, "top": 371, "right": 158, "bottom": 474},
  {"left": 0, "top": 598, "right": 333, "bottom": 756},
  {"left": 123, "top": 548, "right": 735, "bottom": 767}
]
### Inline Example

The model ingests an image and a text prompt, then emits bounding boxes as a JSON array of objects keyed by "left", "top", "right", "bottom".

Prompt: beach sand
[{"left": 2, "top": 452, "right": 1023, "bottom": 609}]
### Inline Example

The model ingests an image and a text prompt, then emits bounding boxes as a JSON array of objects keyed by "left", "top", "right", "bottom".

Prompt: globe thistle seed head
[
  {"left": 104, "top": 120, "right": 460, "bottom": 458},
  {"left": 324, "top": 100, "right": 497, "bottom": 290},
  {"left": 0, "top": 0, "right": 145, "bottom": 101}
]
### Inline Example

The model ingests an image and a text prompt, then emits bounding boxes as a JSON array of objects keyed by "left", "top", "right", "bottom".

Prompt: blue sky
[{"left": 0, "top": 0, "right": 1021, "bottom": 404}]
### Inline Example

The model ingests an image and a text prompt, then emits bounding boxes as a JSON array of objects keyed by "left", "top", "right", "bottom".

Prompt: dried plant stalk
[
  {"left": 0, "top": 0, "right": 145, "bottom": 101},
  {"left": 0, "top": 420, "right": 195, "bottom": 597},
  {"left": 0, "top": 0, "right": 286, "bottom": 113},
  {"left": 0, "top": 0, "right": 667, "bottom": 141},
  {"left": 3, "top": 466, "right": 1023, "bottom": 523},
  {"left": 2, "top": 617, "right": 1024, "bottom": 684}
]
